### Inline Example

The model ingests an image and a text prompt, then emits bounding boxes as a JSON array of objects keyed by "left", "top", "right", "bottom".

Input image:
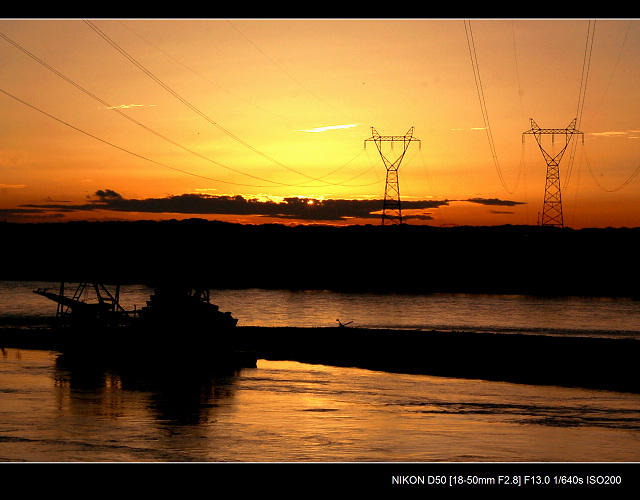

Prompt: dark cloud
[
  {"left": 1, "top": 207, "right": 47, "bottom": 214},
  {"left": 13, "top": 190, "right": 450, "bottom": 222},
  {"left": 94, "top": 189, "right": 123, "bottom": 200},
  {"left": 464, "top": 197, "right": 525, "bottom": 217},
  {"left": 0, "top": 207, "right": 66, "bottom": 220},
  {"left": 5, "top": 191, "right": 526, "bottom": 223},
  {"left": 466, "top": 197, "right": 526, "bottom": 207},
  {"left": 403, "top": 214, "right": 435, "bottom": 221}
]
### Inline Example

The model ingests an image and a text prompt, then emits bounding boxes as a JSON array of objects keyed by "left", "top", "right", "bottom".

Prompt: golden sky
[{"left": 1, "top": 18, "right": 639, "bottom": 227}]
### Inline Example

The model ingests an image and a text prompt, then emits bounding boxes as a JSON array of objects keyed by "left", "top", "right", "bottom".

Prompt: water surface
[
  {"left": 1, "top": 281, "right": 639, "bottom": 463},
  {"left": 2, "top": 281, "right": 639, "bottom": 339},
  {"left": 1, "top": 349, "right": 639, "bottom": 462}
]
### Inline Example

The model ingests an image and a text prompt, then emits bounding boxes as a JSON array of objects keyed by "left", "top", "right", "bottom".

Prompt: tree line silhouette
[{"left": 2, "top": 219, "right": 639, "bottom": 298}]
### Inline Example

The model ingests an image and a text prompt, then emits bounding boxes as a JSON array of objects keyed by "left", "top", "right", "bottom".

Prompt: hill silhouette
[{"left": 2, "top": 220, "right": 639, "bottom": 297}]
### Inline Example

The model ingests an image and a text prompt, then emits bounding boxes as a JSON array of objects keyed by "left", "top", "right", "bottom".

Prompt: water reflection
[
  {"left": 3, "top": 349, "right": 640, "bottom": 462},
  {"left": 53, "top": 353, "right": 247, "bottom": 428}
]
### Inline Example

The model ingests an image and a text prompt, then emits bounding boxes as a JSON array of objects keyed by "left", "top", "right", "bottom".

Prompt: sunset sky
[{"left": 1, "top": 18, "right": 639, "bottom": 227}]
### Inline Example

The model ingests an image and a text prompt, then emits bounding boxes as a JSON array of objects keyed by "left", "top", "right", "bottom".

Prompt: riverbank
[
  {"left": 2, "top": 221, "right": 640, "bottom": 297},
  {"left": 238, "top": 327, "right": 640, "bottom": 393},
  {"left": 1, "top": 325, "right": 638, "bottom": 393}
]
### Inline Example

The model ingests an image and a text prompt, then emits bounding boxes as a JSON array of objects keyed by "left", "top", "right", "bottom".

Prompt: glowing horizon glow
[{"left": 1, "top": 19, "right": 640, "bottom": 228}]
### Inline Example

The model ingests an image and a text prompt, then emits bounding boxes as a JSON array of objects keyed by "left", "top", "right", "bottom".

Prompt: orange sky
[{"left": 1, "top": 18, "right": 639, "bottom": 227}]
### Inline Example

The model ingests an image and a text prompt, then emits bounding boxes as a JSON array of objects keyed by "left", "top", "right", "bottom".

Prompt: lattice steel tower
[
  {"left": 364, "top": 127, "right": 421, "bottom": 225},
  {"left": 522, "top": 118, "right": 584, "bottom": 228}
]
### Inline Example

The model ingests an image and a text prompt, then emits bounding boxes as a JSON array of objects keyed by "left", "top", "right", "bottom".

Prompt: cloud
[
  {"left": 589, "top": 130, "right": 640, "bottom": 139},
  {"left": 465, "top": 197, "right": 526, "bottom": 207},
  {"left": 296, "top": 123, "right": 361, "bottom": 133},
  {"left": 7, "top": 191, "right": 530, "bottom": 223},
  {"left": 0, "top": 207, "right": 48, "bottom": 215},
  {"left": 402, "top": 213, "right": 435, "bottom": 221},
  {"left": 94, "top": 189, "right": 123, "bottom": 200},
  {"left": 107, "top": 104, "right": 157, "bottom": 109},
  {"left": 16, "top": 189, "right": 449, "bottom": 222}
]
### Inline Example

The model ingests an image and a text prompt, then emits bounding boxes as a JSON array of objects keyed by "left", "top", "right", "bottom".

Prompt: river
[{"left": 1, "top": 281, "right": 639, "bottom": 469}]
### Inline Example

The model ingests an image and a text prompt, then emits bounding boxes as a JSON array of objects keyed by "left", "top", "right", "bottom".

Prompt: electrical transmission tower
[
  {"left": 522, "top": 118, "right": 584, "bottom": 228},
  {"left": 364, "top": 127, "right": 421, "bottom": 225}
]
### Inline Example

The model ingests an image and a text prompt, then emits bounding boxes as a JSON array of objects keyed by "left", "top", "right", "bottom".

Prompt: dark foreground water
[
  {"left": 1, "top": 281, "right": 639, "bottom": 470},
  {"left": 2, "top": 349, "right": 640, "bottom": 463}
]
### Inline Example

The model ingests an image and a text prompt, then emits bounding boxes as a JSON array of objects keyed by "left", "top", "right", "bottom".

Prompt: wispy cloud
[
  {"left": 107, "top": 104, "right": 157, "bottom": 109},
  {"left": 589, "top": 129, "right": 640, "bottom": 138},
  {"left": 296, "top": 123, "right": 361, "bottom": 133}
]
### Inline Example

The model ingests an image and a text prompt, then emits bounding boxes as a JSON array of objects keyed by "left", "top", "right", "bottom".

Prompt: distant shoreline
[
  {"left": 2, "top": 220, "right": 640, "bottom": 298},
  {"left": 1, "top": 325, "right": 638, "bottom": 394}
]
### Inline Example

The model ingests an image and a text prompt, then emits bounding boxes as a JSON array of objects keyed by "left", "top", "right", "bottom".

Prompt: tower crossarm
[
  {"left": 368, "top": 134, "right": 419, "bottom": 142},
  {"left": 524, "top": 127, "right": 580, "bottom": 135},
  {"left": 364, "top": 127, "right": 421, "bottom": 149},
  {"left": 522, "top": 118, "right": 584, "bottom": 142}
]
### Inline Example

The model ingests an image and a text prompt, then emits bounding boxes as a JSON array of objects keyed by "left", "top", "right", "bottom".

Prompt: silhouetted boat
[{"left": 33, "top": 282, "right": 256, "bottom": 370}]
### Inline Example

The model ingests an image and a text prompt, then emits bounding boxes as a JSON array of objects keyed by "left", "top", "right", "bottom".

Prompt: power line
[
  {"left": 1, "top": 85, "right": 383, "bottom": 192},
  {"left": 576, "top": 21, "right": 640, "bottom": 193},
  {"left": 0, "top": 87, "right": 258, "bottom": 186},
  {"left": 83, "top": 19, "right": 364, "bottom": 188},
  {"left": 565, "top": 20, "right": 596, "bottom": 193},
  {"left": 226, "top": 20, "right": 360, "bottom": 125},
  {"left": 584, "top": 147, "right": 640, "bottom": 193},
  {"left": 575, "top": 20, "right": 596, "bottom": 127},
  {"left": 116, "top": 20, "right": 377, "bottom": 186},
  {"left": 116, "top": 20, "right": 295, "bottom": 124},
  {"left": 511, "top": 20, "right": 526, "bottom": 122},
  {"left": 0, "top": 29, "right": 378, "bottom": 189},
  {"left": 0, "top": 31, "right": 295, "bottom": 188},
  {"left": 464, "top": 20, "right": 515, "bottom": 194},
  {"left": 579, "top": 20, "right": 640, "bottom": 193},
  {"left": 587, "top": 20, "right": 631, "bottom": 122}
]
